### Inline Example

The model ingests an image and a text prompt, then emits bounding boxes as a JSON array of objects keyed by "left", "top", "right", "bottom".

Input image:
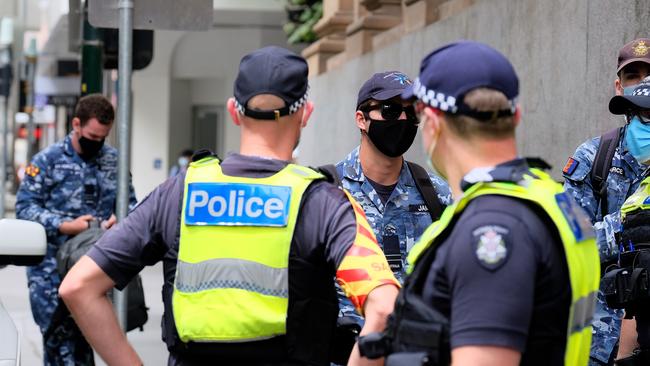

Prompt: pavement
[{"left": 0, "top": 192, "right": 170, "bottom": 365}]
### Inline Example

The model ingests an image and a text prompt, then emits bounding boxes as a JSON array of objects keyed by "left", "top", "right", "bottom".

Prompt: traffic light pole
[
  {"left": 81, "top": 1, "right": 103, "bottom": 95},
  {"left": 114, "top": 0, "right": 134, "bottom": 332}
]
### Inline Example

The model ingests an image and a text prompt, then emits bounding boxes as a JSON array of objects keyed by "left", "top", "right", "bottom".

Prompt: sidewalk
[{"left": 1, "top": 190, "right": 168, "bottom": 365}]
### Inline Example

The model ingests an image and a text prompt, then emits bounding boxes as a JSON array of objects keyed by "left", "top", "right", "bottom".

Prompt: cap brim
[
  {"left": 617, "top": 58, "right": 650, "bottom": 73},
  {"left": 400, "top": 84, "right": 416, "bottom": 101},
  {"left": 609, "top": 95, "right": 650, "bottom": 114},
  {"left": 371, "top": 88, "right": 408, "bottom": 102}
]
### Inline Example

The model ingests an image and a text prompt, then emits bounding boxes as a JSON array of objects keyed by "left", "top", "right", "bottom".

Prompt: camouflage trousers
[{"left": 27, "top": 256, "right": 94, "bottom": 366}]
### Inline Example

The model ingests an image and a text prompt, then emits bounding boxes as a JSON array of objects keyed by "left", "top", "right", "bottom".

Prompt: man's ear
[
  {"left": 300, "top": 101, "right": 314, "bottom": 128},
  {"left": 615, "top": 78, "right": 623, "bottom": 96},
  {"left": 513, "top": 105, "right": 522, "bottom": 127},
  {"left": 355, "top": 110, "right": 367, "bottom": 131},
  {"left": 227, "top": 98, "right": 241, "bottom": 126},
  {"left": 71, "top": 117, "right": 81, "bottom": 132},
  {"left": 423, "top": 106, "right": 441, "bottom": 134}
]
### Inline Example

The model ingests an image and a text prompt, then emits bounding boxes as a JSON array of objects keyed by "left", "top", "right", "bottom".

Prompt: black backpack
[
  {"left": 56, "top": 221, "right": 149, "bottom": 332},
  {"left": 317, "top": 161, "right": 446, "bottom": 222},
  {"left": 590, "top": 127, "right": 623, "bottom": 219}
]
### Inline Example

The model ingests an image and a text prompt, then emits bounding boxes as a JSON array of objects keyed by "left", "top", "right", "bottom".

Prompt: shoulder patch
[
  {"left": 25, "top": 164, "right": 40, "bottom": 177},
  {"left": 562, "top": 157, "right": 579, "bottom": 176},
  {"left": 473, "top": 225, "right": 509, "bottom": 271}
]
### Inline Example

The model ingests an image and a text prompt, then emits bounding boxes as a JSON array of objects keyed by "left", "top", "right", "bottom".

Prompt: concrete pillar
[
  {"left": 402, "top": 0, "right": 445, "bottom": 33},
  {"left": 337, "top": 0, "right": 402, "bottom": 64},
  {"left": 301, "top": 0, "right": 354, "bottom": 77}
]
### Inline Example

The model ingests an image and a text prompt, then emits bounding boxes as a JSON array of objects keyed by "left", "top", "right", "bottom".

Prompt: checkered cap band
[
  {"left": 413, "top": 77, "right": 517, "bottom": 114},
  {"left": 235, "top": 87, "right": 309, "bottom": 116},
  {"left": 633, "top": 88, "right": 650, "bottom": 97}
]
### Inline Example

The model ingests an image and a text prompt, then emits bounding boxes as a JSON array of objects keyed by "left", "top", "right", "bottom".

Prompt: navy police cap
[
  {"left": 234, "top": 46, "right": 309, "bottom": 121},
  {"left": 609, "top": 76, "right": 650, "bottom": 114},
  {"left": 403, "top": 40, "right": 519, "bottom": 120},
  {"left": 356, "top": 71, "right": 413, "bottom": 109}
]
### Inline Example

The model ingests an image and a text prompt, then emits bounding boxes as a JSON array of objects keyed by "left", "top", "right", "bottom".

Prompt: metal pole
[
  {"left": 24, "top": 48, "right": 36, "bottom": 162},
  {"left": 0, "top": 94, "right": 6, "bottom": 218},
  {"left": 114, "top": 0, "right": 134, "bottom": 332}
]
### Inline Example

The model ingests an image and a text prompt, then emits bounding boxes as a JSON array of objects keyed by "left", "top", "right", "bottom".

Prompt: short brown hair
[
  {"left": 74, "top": 94, "right": 114, "bottom": 126},
  {"left": 445, "top": 88, "right": 516, "bottom": 139}
]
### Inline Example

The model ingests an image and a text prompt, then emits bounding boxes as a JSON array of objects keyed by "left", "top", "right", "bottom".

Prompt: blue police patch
[
  {"left": 644, "top": 196, "right": 650, "bottom": 205},
  {"left": 185, "top": 183, "right": 291, "bottom": 227}
]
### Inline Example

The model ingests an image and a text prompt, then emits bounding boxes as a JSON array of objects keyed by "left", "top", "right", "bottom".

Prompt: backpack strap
[
  {"left": 316, "top": 164, "right": 342, "bottom": 187},
  {"left": 590, "top": 127, "right": 623, "bottom": 219},
  {"left": 406, "top": 161, "right": 446, "bottom": 221}
]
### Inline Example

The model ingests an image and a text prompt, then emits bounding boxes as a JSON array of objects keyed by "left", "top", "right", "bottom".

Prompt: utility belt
[
  {"left": 602, "top": 207, "right": 650, "bottom": 315},
  {"left": 358, "top": 238, "right": 450, "bottom": 366}
]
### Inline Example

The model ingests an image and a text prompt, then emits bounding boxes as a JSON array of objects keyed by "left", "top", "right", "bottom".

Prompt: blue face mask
[
  {"left": 623, "top": 86, "right": 636, "bottom": 96},
  {"left": 625, "top": 116, "right": 650, "bottom": 164}
]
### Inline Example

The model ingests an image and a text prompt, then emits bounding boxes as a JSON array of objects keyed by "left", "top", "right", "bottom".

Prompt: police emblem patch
[
  {"left": 473, "top": 225, "right": 509, "bottom": 270},
  {"left": 25, "top": 164, "right": 40, "bottom": 177}
]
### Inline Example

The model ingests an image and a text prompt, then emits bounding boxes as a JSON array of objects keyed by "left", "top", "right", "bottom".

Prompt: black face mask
[
  {"left": 365, "top": 117, "right": 418, "bottom": 158},
  {"left": 78, "top": 136, "right": 105, "bottom": 160}
]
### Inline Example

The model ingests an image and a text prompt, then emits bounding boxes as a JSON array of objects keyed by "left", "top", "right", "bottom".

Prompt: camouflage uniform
[
  {"left": 334, "top": 146, "right": 452, "bottom": 323},
  {"left": 563, "top": 127, "right": 647, "bottom": 365},
  {"left": 16, "top": 133, "right": 137, "bottom": 366}
]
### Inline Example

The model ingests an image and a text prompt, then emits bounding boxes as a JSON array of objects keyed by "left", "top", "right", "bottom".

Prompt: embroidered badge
[
  {"left": 633, "top": 41, "right": 649, "bottom": 57},
  {"left": 562, "top": 157, "right": 579, "bottom": 175},
  {"left": 25, "top": 164, "right": 40, "bottom": 177},
  {"left": 473, "top": 225, "right": 509, "bottom": 271}
]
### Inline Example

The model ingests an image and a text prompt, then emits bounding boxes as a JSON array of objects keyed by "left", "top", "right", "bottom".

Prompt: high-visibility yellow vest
[
  {"left": 621, "top": 176, "right": 650, "bottom": 217},
  {"left": 173, "top": 157, "right": 323, "bottom": 343},
  {"left": 408, "top": 168, "right": 600, "bottom": 366}
]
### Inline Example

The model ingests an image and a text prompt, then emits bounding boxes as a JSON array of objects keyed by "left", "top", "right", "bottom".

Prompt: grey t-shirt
[{"left": 87, "top": 154, "right": 359, "bottom": 364}]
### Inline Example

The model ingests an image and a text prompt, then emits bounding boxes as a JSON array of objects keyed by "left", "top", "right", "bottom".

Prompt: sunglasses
[{"left": 361, "top": 102, "right": 417, "bottom": 121}]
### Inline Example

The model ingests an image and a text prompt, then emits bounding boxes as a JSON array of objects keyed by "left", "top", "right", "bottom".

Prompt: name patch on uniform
[
  {"left": 609, "top": 166, "right": 624, "bottom": 176},
  {"left": 409, "top": 204, "right": 429, "bottom": 213},
  {"left": 184, "top": 183, "right": 291, "bottom": 227},
  {"left": 562, "top": 157, "right": 579, "bottom": 176}
]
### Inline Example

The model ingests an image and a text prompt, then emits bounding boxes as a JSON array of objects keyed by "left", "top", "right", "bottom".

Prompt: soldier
[
  {"left": 331, "top": 72, "right": 451, "bottom": 362},
  {"left": 563, "top": 38, "right": 650, "bottom": 365},
  {"left": 59, "top": 46, "right": 399, "bottom": 366},
  {"left": 16, "top": 94, "right": 137, "bottom": 365}
]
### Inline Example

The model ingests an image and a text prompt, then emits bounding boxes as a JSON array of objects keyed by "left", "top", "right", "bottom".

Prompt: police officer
[
  {"left": 15, "top": 93, "right": 137, "bottom": 365},
  {"left": 356, "top": 41, "right": 600, "bottom": 366},
  {"left": 604, "top": 76, "right": 650, "bottom": 365},
  {"left": 60, "top": 46, "right": 400, "bottom": 366},
  {"left": 563, "top": 38, "right": 650, "bottom": 366}
]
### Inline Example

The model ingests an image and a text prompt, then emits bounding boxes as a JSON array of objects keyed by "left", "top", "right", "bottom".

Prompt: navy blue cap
[
  {"left": 609, "top": 76, "right": 650, "bottom": 114},
  {"left": 403, "top": 40, "right": 519, "bottom": 118},
  {"left": 357, "top": 71, "right": 413, "bottom": 109},
  {"left": 234, "top": 46, "right": 309, "bottom": 120}
]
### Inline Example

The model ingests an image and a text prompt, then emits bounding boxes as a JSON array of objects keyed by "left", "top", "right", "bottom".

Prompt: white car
[{"left": 0, "top": 219, "right": 46, "bottom": 366}]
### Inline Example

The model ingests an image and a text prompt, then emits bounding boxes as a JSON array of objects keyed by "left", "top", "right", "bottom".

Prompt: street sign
[{"left": 88, "top": 0, "right": 212, "bottom": 31}]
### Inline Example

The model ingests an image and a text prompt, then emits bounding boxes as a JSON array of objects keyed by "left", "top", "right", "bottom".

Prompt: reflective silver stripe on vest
[
  {"left": 570, "top": 291, "right": 597, "bottom": 334},
  {"left": 175, "top": 258, "right": 288, "bottom": 298}
]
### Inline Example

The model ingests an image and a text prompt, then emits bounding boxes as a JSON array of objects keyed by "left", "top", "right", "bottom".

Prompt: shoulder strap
[
  {"left": 316, "top": 164, "right": 342, "bottom": 187},
  {"left": 590, "top": 127, "right": 622, "bottom": 219},
  {"left": 406, "top": 161, "right": 446, "bottom": 221}
]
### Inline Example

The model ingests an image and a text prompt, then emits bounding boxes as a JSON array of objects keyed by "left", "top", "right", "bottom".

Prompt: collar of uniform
[
  {"left": 220, "top": 152, "right": 290, "bottom": 178},
  {"left": 63, "top": 133, "right": 76, "bottom": 156},
  {"left": 460, "top": 157, "right": 530, "bottom": 191},
  {"left": 340, "top": 145, "right": 415, "bottom": 188},
  {"left": 340, "top": 146, "right": 365, "bottom": 182}
]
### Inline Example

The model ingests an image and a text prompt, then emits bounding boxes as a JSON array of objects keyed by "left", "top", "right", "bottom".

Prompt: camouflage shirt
[
  {"left": 16, "top": 133, "right": 137, "bottom": 333},
  {"left": 563, "top": 127, "right": 647, "bottom": 364},
  {"left": 333, "top": 147, "right": 451, "bottom": 329}
]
